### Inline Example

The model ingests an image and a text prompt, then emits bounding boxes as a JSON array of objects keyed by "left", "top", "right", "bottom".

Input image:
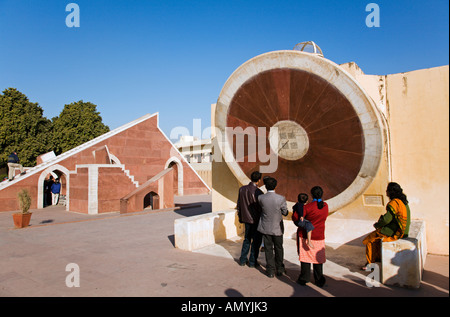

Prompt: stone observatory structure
[
  {"left": 0, "top": 113, "right": 210, "bottom": 214},
  {"left": 213, "top": 49, "right": 384, "bottom": 213},
  {"left": 211, "top": 48, "right": 448, "bottom": 255}
]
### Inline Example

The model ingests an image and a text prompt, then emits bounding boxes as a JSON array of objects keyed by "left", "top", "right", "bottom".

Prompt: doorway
[{"left": 143, "top": 191, "right": 159, "bottom": 210}]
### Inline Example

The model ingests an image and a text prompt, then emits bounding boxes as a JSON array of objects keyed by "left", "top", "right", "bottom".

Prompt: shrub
[{"left": 17, "top": 189, "right": 31, "bottom": 214}]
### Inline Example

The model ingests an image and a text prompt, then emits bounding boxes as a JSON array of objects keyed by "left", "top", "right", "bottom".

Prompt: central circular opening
[{"left": 269, "top": 120, "right": 309, "bottom": 161}]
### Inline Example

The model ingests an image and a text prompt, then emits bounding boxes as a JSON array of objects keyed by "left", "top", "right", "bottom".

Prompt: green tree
[
  {"left": 0, "top": 88, "right": 53, "bottom": 171},
  {"left": 52, "top": 101, "right": 109, "bottom": 155}
]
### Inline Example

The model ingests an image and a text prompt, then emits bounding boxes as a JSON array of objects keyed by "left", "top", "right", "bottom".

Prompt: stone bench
[
  {"left": 174, "top": 209, "right": 300, "bottom": 251},
  {"left": 174, "top": 209, "right": 244, "bottom": 251},
  {"left": 381, "top": 220, "right": 427, "bottom": 289}
]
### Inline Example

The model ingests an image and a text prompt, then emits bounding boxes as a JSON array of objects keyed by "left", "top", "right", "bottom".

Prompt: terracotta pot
[{"left": 12, "top": 212, "right": 32, "bottom": 228}]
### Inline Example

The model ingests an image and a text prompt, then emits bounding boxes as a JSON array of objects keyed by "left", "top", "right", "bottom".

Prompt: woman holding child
[{"left": 292, "top": 186, "right": 328, "bottom": 287}]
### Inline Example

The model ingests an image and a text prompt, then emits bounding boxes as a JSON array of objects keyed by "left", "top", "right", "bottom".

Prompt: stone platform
[
  {"left": 382, "top": 220, "right": 427, "bottom": 288},
  {"left": 0, "top": 195, "right": 448, "bottom": 298}
]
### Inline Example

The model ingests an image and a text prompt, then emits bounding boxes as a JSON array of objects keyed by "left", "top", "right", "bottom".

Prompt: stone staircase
[{"left": 120, "top": 165, "right": 139, "bottom": 188}]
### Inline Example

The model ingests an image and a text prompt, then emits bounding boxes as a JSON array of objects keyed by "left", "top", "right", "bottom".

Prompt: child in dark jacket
[{"left": 292, "top": 193, "right": 315, "bottom": 249}]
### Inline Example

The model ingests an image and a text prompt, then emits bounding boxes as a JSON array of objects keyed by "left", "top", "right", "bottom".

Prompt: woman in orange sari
[{"left": 362, "top": 182, "right": 411, "bottom": 269}]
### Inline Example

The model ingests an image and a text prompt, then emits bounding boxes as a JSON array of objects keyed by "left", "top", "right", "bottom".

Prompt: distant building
[{"left": 174, "top": 136, "right": 212, "bottom": 188}]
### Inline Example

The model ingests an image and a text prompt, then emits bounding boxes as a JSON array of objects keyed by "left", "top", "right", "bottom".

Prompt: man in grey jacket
[{"left": 257, "top": 177, "right": 288, "bottom": 278}]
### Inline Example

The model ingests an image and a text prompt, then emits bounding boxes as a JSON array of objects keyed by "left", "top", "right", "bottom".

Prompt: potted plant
[{"left": 13, "top": 189, "right": 32, "bottom": 228}]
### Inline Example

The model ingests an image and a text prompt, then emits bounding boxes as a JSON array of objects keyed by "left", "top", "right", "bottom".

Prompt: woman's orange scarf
[{"left": 387, "top": 198, "right": 408, "bottom": 239}]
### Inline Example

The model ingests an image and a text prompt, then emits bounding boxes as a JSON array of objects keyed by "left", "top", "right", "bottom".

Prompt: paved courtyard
[{"left": 0, "top": 194, "right": 448, "bottom": 298}]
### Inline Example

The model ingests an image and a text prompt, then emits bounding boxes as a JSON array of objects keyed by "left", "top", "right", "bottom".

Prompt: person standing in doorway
[
  {"left": 257, "top": 177, "right": 288, "bottom": 278},
  {"left": 44, "top": 176, "right": 54, "bottom": 207},
  {"left": 51, "top": 178, "right": 61, "bottom": 205},
  {"left": 237, "top": 171, "right": 264, "bottom": 268}
]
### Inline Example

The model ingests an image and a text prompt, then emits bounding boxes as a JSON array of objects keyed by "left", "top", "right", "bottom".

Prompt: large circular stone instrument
[{"left": 215, "top": 50, "right": 384, "bottom": 212}]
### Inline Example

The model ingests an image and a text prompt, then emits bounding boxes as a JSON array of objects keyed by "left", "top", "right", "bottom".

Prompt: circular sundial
[
  {"left": 269, "top": 120, "right": 309, "bottom": 161},
  {"left": 215, "top": 50, "right": 384, "bottom": 211}
]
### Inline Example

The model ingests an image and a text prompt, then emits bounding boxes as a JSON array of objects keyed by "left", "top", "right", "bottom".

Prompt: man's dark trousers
[
  {"left": 239, "top": 223, "right": 262, "bottom": 266},
  {"left": 262, "top": 234, "right": 285, "bottom": 274}
]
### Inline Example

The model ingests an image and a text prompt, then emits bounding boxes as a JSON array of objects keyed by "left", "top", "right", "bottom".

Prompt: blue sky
[{"left": 0, "top": 0, "right": 448, "bottom": 140}]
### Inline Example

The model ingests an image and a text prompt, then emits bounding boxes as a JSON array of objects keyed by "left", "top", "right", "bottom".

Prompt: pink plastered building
[{"left": 0, "top": 113, "right": 210, "bottom": 214}]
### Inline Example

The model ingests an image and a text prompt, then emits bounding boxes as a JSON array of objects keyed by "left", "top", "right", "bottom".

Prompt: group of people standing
[
  {"left": 236, "top": 171, "right": 328, "bottom": 285},
  {"left": 237, "top": 170, "right": 411, "bottom": 287}
]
